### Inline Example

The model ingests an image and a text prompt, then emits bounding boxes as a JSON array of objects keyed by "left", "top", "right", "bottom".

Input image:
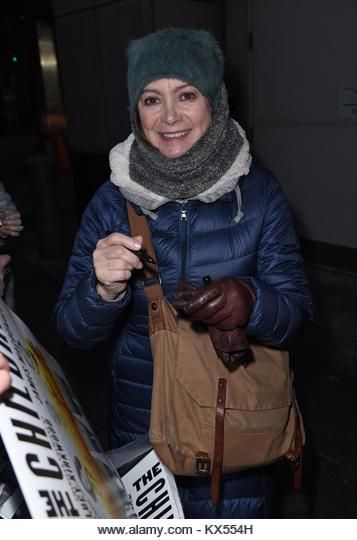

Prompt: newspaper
[
  {"left": 107, "top": 436, "right": 184, "bottom": 519},
  {"left": 0, "top": 299, "right": 133, "bottom": 518}
]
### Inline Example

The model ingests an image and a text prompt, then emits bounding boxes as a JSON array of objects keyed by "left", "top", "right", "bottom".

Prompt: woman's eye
[
  {"left": 143, "top": 96, "right": 159, "bottom": 106},
  {"left": 180, "top": 92, "right": 196, "bottom": 102}
]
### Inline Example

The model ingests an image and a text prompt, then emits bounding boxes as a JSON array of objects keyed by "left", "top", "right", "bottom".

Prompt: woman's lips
[{"left": 160, "top": 129, "right": 191, "bottom": 139}]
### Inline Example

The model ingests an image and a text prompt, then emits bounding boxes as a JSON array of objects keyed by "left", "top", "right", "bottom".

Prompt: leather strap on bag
[
  {"left": 286, "top": 404, "right": 304, "bottom": 491},
  {"left": 211, "top": 377, "right": 227, "bottom": 505},
  {"left": 126, "top": 202, "right": 167, "bottom": 334},
  {"left": 293, "top": 410, "right": 303, "bottom": 491},
  {"left": 126, "top": 202, "right": 158, "bottom": 282},
  {"left": 126, "top": 202, "right": 162, "bottom": 300}
]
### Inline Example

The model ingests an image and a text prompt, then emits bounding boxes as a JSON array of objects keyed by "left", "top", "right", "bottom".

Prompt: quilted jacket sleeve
[
  {"left": 53, "top": 183, "right": 131, "bottom": 349},
  {"left": 244, "top": 172, "right": 314, "bottom": 346}
]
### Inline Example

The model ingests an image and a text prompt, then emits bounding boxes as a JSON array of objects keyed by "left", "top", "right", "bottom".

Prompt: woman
[{"left": 54, "top": 28, "right": 313, "bottom": 518}]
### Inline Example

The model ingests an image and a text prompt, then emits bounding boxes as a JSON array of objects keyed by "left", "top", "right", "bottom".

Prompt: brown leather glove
[
  {"left": 172, "top": 278, "right": 255, "bottom": 367},
  {"left": 172, "top": 277, "right": 255, "bottom": 330},
  {"left": 207, "top": 326, "right": 252, "bottom": 367}
]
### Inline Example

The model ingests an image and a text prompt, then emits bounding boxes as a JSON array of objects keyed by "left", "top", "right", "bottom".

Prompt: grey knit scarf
[{"left": 129, "top": 85, "right": 243, "bottom": 199}]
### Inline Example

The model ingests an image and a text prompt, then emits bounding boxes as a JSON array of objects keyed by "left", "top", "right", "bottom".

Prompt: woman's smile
[{"left": 160, "top": 129, "right": 191, "bottom": 139}]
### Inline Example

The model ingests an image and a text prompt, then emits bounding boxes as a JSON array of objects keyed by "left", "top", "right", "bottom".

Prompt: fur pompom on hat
[{"left": 127, "top": 27, "right": 224, "bottom": 113}]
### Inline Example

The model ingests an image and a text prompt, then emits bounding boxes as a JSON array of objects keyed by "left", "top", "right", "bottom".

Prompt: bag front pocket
[{"left": 175, "top": 317, "right": 292, "bottom": 414}]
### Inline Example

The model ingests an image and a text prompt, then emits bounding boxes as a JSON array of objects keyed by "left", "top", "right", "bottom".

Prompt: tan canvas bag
[{"left": 126, "top": 202, "right": 304, "bottom": 503}]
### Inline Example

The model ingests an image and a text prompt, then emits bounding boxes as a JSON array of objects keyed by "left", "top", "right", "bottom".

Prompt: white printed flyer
[
  {"left": 107, "top": 436, "right": 184, "bottom": 519},
  {"left": 0, "top": 299, "right": 132, "bottom": 519}
]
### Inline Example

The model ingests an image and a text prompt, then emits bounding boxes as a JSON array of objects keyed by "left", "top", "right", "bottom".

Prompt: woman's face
[{"left": 137, "top": 78, "right": 212, "bottom": 159}]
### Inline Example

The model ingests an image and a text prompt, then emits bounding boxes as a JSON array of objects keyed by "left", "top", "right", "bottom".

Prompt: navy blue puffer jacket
[{"left": 54, "top": 162, "right": 313, "bottom": 518}]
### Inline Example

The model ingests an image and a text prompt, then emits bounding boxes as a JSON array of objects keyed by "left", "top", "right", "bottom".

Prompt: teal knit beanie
[{"left": 127, "top": 28, "right": 224, "bottom": 114}]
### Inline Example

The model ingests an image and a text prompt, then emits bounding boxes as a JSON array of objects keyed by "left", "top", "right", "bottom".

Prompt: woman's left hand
[
  {"left": 173, "top": 277, "right": 255, "bottom": 330},
  {"left": 0, "top": 211, "right": 24, "bottom": 237}
]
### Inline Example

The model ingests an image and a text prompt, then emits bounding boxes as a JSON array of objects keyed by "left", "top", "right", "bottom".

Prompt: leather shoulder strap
[{"left": 126, "top": 201, "right": 163, "bottom": 301}]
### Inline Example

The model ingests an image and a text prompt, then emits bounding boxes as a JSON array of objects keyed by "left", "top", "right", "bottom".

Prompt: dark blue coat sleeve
[
  {"left": 53, "top": 184, "right": 131, "bottom": 349},
  {"left": 244, "top": 173, "right": 314, "bottom": 345}
]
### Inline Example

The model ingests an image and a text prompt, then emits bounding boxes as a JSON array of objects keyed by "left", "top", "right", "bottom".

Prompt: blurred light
[{"left": 11, "top": 55, "right": 18, "bottom": 63}]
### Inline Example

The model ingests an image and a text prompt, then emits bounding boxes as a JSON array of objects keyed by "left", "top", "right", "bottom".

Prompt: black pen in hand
[
  {"left": 104, "top": 231, "right": 155, "bottom": 264},
  {"left": 130, "top": 248, "right": 155, "bottom": 264}
]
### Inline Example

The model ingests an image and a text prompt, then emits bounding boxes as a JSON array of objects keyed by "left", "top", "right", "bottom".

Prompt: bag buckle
[
  {"left": 195, "top": 452, "right": 211, "bottom": 475},
  {"left": 286, "top": 451, "right": 301, "bottom": 472}
]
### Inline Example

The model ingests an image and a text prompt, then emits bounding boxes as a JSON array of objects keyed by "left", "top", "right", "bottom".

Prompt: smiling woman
[{"left": 53, "top": 27, "right": 313, "bottom": 519}]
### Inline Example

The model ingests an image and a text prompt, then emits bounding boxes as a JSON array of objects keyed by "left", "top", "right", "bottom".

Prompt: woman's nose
[{"left": 162, "top": 101, "right": 180, "bottom": 125}]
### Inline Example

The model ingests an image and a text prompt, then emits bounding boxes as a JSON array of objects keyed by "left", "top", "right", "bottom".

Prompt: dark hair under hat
[{"left": 127, "top": 27, "right": 224, "bottom": 114}]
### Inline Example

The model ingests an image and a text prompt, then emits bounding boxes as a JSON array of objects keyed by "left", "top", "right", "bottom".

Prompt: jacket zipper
[{"left": 180, "top": 203, "right": 188, "bottom": 283}]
